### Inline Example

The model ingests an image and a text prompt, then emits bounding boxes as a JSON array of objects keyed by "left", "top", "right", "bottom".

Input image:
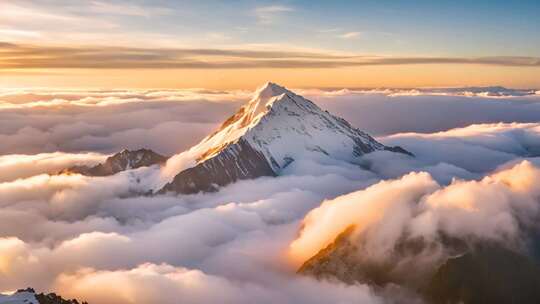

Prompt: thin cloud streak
[
  {"left": 339, "top": 32, "right": 361, "bottom": 39},
  {"left": 254, "top": 5, "right": 294, "bottom": 24},
  {"left": 1, "top": 42, "right": 539, "bottom": 70}
]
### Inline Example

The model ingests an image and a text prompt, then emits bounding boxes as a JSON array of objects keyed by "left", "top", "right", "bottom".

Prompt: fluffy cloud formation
[
  {"left": 0, "top": 89, "right": 244, "bottom": 155},
  {"left": 1, "top": 122, "right": 540, "bottom": 303},
  {"left": 290, "top": 161, "right": 540, "bottom": 293},
  {"left": 379, "top": 122, "right": 540, "bottom": 174},
  {"left": 2, "top": 88, "right": 540, "bottom": 157},
  {"left": 2, "top": 87, "right": 540, "bottom": 303},
  {"left": 307, "top": 90, "right": 540, "bottom": 136},
  {"left": 290, "top": 160, "right": 540, "bottom": 264},
  {"left": 0, "top": 152, "right": 105, "bottom": 182},
  {"left": 0, "top": 155, "right": 384, "bottom": 303}
]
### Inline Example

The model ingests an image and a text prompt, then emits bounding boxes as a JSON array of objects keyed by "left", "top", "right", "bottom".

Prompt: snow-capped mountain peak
[
  {"left": 159, "top": 82, "right": 412, "bottom": 194},
  {"left": 195, "top": 82, "right": 296, "bottom": 162}
]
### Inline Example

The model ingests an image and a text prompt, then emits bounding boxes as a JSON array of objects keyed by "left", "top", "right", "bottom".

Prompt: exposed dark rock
[
  {"left": 159, "top": 138, "right": 276, "bottom": 194},
  {"left": 60, "top": 148, "right": 167, "bottom": 176},
  {"left": 297, "top": 226, "right": 361, "bottom": 284},
  {"left": 384, "top": 145, "right": 415, "bottom": 157}
]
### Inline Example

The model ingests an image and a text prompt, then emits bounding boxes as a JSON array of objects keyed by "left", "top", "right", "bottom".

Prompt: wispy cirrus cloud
[
  {"left": 1, "top": 42, "right": 539, "bottom": 70},
  {"left": 338, "top": 31, "right": 361, "bottom": 39},
  {"left": 254, "top": 5, "right": 295, "bottom": 24},
  {"left": 88, "top": 1, "right": 173, "bottom": 17}
]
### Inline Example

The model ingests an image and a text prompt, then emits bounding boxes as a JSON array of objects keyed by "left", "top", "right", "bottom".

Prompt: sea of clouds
[{"left": 1, "top": 87, "right": 540, "bottom": 303}]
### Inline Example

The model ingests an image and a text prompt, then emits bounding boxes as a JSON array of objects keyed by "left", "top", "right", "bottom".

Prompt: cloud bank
[
  {"left": 2, "top": 42, "right": 540, "bottom": 69},
  {"left": 289, "top": 159, "right": 540, "bottom": 299},
  {"left": 1, "top": 87, "right": 540, "bottom": 303},
  {"left": 2, "top": 87, "right": 540, "bottom": 157}
]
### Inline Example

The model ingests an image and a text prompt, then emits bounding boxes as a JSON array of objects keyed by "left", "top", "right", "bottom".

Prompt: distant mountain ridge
[
  {"left": 159, "top": 82, "right": 412, "bottom": 194},
  {"left": 60, "top": 148, "right": 168, "bottom": 176}
]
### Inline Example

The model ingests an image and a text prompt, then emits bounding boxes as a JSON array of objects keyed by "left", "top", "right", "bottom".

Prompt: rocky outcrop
[
  {"left": 60, "top": 148, "right": 167, "bottom": 176},
  {"left": 159, "top": 138, "right": 276, "bottom": 194}
]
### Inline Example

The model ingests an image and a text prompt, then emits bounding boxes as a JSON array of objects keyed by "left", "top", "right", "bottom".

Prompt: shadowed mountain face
[
  {"left": 425, "top": 244, "right": 540, "bottom": 304},
  {"left": 60, "top": 148, "right": 168, "bottom": 176},
  {"left": 159, "top": 82, "right": 412, "bottom": 194},
  {"left": 159, "top": 138, "right": 276, "bottom": 194},
  {"left": 298, "top": 228, "right": 540, "bottom": 304}
]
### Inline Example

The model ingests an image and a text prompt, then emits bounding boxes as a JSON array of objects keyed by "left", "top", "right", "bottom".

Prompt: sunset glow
[
  {"left": 2, "top": 1, "right": 540, "bottom": 304},
  {"left": 1, "top": 1, "right": 539, "bottom": 89}
]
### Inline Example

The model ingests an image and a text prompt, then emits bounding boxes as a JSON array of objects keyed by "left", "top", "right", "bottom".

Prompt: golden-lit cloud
[
  {"left": 1, "top": 42, "right": 539, "bottom": 70},
  {"left": 289, "top": 160, "right": 540, "bottom": 264}
]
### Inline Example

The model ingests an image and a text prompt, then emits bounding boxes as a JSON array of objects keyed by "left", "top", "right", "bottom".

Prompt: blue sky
[
  {"left": 3, "top": 0, "right": 539, "bottom": 55},
  {"left": 1, "top": 0, "right": 539, "bottom": 88}
]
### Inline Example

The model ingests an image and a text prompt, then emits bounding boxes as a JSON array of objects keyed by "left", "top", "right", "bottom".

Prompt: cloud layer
[
  {"left": 2, "top": 42, "right": 540, "bottom": 70},
  {"left": 2, "top": 87, "right": 540, "bottom": 156},
  {"left": 1, "top": 88, "right": 540, "bottom": 303}
]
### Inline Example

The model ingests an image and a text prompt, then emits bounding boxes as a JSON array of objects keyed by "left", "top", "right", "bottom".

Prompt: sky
[
  {"left": 2, "top": 3, "right": 540, "bottom": 302},
  {"left": 0, "top": 0, "right": 539, "bottom": 88}
]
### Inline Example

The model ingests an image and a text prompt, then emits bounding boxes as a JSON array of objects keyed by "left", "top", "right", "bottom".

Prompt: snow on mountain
[
  {"left": 0, "top": 288, "right": 85, "bottom": 304},
  {"left": 0, "top": 290, "right": 38, "bottom": 304},
  {"left": 159, "top": 82, "right": 411, "bottom": 194}
]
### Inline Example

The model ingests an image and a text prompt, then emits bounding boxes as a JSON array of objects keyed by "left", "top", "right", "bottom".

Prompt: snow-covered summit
[
  {"left": 194, "top": 82, "right": 294, "bottom": 162},
  {"left": 195, "top": 81, "right": 407, "bottom": 171},
  {"left": 159, "top": 82, "right": 411, "bottom": 194}
]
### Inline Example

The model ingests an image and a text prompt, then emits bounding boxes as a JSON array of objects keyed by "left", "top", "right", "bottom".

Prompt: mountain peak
[
  {"left": 245, "top": 82, "right": 298, "bottom": 122},
  {"left": 60, "top": 148, "right": 168, "bottom": 176},
  {"left": 255, "top": 82, "right": 290, "bottom": 100},
  {"left": 159, "top": 82, "right": 412, "bottom": 194}
]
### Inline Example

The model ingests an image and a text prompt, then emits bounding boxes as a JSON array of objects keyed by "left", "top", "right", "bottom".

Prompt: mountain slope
[
  {"left": 425, "top": 244, "right": 540, "bottom": 304},
  {"left": 160, "top": 82, "right": 412, "bottom": 194},
  {"left": 60, "top": 148, "right": 168, "bottom": 176},
  {"left": 298, "top": 227, "right": 540, "bottom": 304}
]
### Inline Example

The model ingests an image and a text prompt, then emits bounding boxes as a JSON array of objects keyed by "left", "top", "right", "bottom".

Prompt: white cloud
[
  {"left": 88, "top": 1, "right": 173, "bottom": 18},
  {"left": 290, "top": 160, "right": 540, "bottom": 286},
  {"left": 339, "top": 31, "right": 361, "bottom": 39},
  {"left": 0, "top": 152, "right": 106, "bottom": 182},
  {"left": 1, "top": 87, "right": 540, "bottom": 303},
  {"left": 254, "top": 5, "right": 294, "bottom": 24}
]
